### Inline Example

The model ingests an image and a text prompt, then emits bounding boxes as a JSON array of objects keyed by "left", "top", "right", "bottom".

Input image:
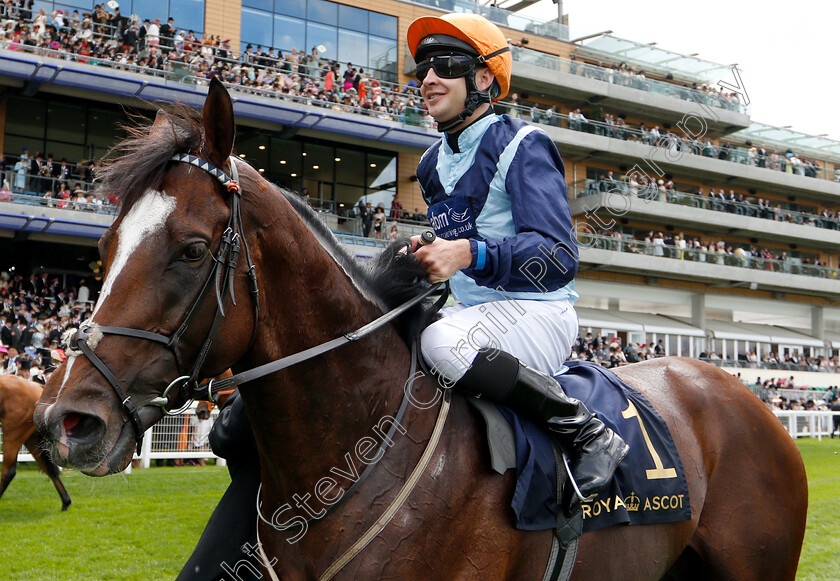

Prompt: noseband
[{"left": 69, "top": 154, "right": 260, "bottom": 453}]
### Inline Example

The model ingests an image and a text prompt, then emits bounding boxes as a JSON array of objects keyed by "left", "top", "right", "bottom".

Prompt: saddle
[{"left": 467, "top": 361, "right": 692, "bottom": 580}]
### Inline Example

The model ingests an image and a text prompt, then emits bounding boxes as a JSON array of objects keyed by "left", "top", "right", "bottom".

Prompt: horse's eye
[{"left": 180, "top": 242, "right": 207, "bottom": 262}]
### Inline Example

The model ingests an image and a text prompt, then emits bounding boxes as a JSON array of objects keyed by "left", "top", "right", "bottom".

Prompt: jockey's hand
[{"left": 410, "top": 235, "right": 473, "bottom": 283}]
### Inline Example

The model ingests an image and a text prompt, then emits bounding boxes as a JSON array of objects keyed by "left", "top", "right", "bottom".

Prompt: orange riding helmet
[{"left": 407, "top": 13, "right": 512, "bottom": 101}]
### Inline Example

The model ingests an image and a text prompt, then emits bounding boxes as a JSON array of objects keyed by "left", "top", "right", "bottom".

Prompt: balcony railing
[
  {"left": 572, "top": 179, "right": 840, "bottom": 230},
  {"left": 1, "top": 40, "right": 832, "bottom": 183},
  {"left": 511, "top": 46, "right": 749, "bottom": 114},
  {"left": 581, "top": 233, "right": 840, "bottom": 280},
  {"left": 514, "top": 110, "right": 830, "bottom": 181}
]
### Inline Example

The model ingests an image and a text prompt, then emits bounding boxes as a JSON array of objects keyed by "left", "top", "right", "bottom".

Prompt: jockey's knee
[{"left": 420, "top": 316, "right": 501, "bottom": 384}]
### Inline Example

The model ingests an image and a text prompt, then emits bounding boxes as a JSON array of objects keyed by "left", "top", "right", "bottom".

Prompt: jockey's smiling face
[
  {"left": 420, "top": 64, "right": 495, "bottom": 127},
  {"left": 420, "top": 66, "right": 467, "bottom": 124}
]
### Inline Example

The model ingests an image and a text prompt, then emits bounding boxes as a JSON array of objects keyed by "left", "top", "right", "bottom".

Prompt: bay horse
[
  {"left": 1, "top": 375, "right": 71, "bottom": 510},
  {"left": 34, "top": 80, "right": 806, "bottom": 579}
]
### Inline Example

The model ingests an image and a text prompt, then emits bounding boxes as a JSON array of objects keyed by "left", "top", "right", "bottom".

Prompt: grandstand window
[
  {"left": 85, "top": 110, "right": 125, "bottom": 160},
  {"left": 169, "top": 0, "right": 204, "bottom": 36},
  {"left": 243, "top": 0, "right": 273, "bottom": 10},
  {"left": 130, "top": 0, "right": 168, "bottom": 24},
  {"left": 275, "top": 0, "right": 306, "bottom": 19},
  {"left": 304, "top": 144, "right": 335, "bottom": 185},
  {"left": 240, "top": 1, "right": 397, "bottom": 79},
  {"left": 368, "top": 11, "right": 397, "bottom": 39},
  {"left": 273, "top": 15, "right": 306, "bottom": 56},
  {"left": 270, "top": 138, "right": 303, "bottom": 180},
  {"left": 339, "top": 29, "right": 369, "bottom": 70},
  {"left": 33, "top": 1, "right": 207, "bottom": 34},
  {"left": 245, "top": 137, "right": 270, "bottom": 173},
  {"left": 339, "top": 5, "right": 368, "bottom": 34},
  {"left": 368, "top": 35, "right": 397, "bottom": 75},
  {"left": 335, "top": 149, "right": 365, "bottom": 185},
  {"left": 92, "top": 0, "right": 206, "bottom": 34},
  {"left": 337, "top": 184, "right": 365, "bottom": 211},
  {"left": 367, "top": 153, "right": 397, "bottom": 200},
  {"left": 3, "top": 95, "right": 127, "bottom": 164},
  {"left": 46, "top": 103, "right": 86, "bottom": 145},
  {"left": 53, "top": 3, "right": 93, "bottom": 13},
  {"left": 242, "top": 7, "right": 274, "bottom": 49},
  {"left": 307, "top": 0, "right": 338, "bottom": 26},
  {"left": 306, "top": 21, "right": 337, "bottom": 59},
  {"left": 5, "top": 98, "right": 44, "bottom": 140}
]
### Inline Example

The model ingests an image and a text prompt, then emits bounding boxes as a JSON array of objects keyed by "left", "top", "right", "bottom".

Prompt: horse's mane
[
  {"left": 279, "top": 190, "right": 441, "bottom": 342},
  {"left": 97, "top": 106, "right": 439, "bottom": 343}
]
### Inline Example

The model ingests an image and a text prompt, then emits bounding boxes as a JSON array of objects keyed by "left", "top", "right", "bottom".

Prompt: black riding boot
[{"left": 456, "top": 349, "right": 629, "bottom": 500}]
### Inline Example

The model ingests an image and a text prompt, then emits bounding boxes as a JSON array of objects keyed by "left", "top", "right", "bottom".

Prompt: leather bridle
[
  {"left": 68, "top": 152, "right": 448, "bottom": 457},
  {"left": 69, "top": 154, "right": 260, "bottom": 453}
]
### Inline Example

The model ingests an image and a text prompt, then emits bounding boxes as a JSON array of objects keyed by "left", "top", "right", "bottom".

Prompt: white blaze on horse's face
[{"left": 92, "top": 189, "right": 177, "bottom": 319}]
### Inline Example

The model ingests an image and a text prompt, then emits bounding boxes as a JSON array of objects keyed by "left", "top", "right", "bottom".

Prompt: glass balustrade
[
  {"left": 571, "top": 180, "right": 840, "bottom": 229},
  {"left": 402, "top": 0, "right": 568, "bottom": 41},
  {"left": 1, "top": 40, "right": 834, "bottom": 182},
  {"left": 579, "top": 233, "right": 840, "bottom": 280},
  {"left": 510, "top": 45, "right": 749, "bottom": 114}
]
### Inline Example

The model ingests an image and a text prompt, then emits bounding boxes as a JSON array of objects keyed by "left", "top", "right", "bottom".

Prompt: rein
[
  {"left": 70, "top": 151, "right": 449, "bottom": 460},
  {"left": 186, "top": 281, "right": 448, "bottom": 401}
]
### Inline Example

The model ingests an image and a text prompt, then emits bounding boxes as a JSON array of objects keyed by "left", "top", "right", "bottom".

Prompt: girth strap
[{"left": 318, "top": 388, "right": 451, "bottom": 581}]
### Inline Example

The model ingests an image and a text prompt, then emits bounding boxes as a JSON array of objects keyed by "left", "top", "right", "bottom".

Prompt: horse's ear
[
  {"left": 202, "top": 78, "right": 236, "bottom": 169},
  {"left": 149, "top": 110, "right": 171, "bottom": 138}
]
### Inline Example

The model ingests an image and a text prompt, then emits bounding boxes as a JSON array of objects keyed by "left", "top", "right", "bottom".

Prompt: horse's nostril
[
  {"left": 63, "top": 413, "right": 81, "bottom": 432},
  {"left": 62, "top": 412, "right": 101, "bottom": 441}
]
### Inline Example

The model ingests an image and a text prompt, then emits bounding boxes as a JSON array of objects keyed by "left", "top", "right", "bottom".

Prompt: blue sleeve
[{"left": 465, "top": 130, "right": 578, "bottom": 292}]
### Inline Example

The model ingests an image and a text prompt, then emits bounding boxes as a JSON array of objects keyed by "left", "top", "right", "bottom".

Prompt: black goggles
[{"left": 415, "top": 54, "right": 478, "bottom": 83}]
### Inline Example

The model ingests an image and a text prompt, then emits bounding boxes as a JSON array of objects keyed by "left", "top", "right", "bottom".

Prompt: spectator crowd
[
  {"left": 1, "top": 270, "right": 93, "bottom": 383},
  {"left": 0, "top": 0, "right": 831, "bottom": 186},
  {"left": 0, "top": 148, "right": 108, "bottom": 211},
  {"left": 585, "top": 174, "right": 840, "bottom": 231}
]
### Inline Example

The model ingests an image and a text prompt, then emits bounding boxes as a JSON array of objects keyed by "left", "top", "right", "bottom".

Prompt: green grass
[
  {"left": 796, "top": 438, "right": 840, "bottom": 580},
  {"left": 0, "top": 464, "right": 229, "bottom": 580},
  {"left": 0, "top": 441, "right": 838, "bottom": 579}
]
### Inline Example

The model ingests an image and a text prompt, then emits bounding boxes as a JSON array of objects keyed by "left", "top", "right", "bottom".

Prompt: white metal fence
[
  {"left": 775, "top": 410, "right": 840, "bottom": 440},
  {"left": 1, "top": 406, "right": 225, "bottom": 470},
  {"left": 4, "top": 409, "right": 838, "bottom": 470}
]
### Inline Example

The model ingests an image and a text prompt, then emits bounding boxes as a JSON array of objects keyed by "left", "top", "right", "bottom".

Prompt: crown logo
[{"left": 625, "top": 492, "right": 640, "bottom": 512}]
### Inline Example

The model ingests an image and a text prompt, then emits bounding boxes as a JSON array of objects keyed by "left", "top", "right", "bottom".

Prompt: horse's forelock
[{"left": 97, "top": 106, "right": 203, "bottom": 212}]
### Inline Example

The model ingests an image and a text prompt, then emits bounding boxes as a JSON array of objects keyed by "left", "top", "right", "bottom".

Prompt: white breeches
[{"left": 420, "top": 299, "right": 579, "bottom": 382}]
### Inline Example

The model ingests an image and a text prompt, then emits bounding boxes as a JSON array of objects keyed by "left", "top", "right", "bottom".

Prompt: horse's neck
[{"left": 241, "top": 198, "right": 413, "bottom": 498}]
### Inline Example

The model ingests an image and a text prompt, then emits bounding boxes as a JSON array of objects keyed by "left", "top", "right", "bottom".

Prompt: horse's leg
[
  {"left": 678, "top": 410, "right": 806, "bottom": 581},
  {"left": 26, "top": 433, "right": 71, "bottom": 511},
  {"left": 0, "top": 437, "right": 21, "bottom": 501}
]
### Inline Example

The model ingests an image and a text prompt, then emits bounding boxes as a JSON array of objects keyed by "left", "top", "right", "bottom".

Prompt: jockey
[{"left": 407, "top": 13, "right": 628, "bottom": 500}]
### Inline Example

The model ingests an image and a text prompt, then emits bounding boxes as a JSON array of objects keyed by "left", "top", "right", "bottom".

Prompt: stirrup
[{"left": 560, "top": 452, "right": 597, "bottom": 503}]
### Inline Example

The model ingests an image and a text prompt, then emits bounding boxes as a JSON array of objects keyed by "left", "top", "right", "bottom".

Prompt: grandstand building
[{"left": 2, "top": 0, "right": 840, "bottom": 388}]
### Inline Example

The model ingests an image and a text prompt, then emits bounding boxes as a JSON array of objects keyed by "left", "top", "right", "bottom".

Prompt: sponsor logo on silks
[
  {"left": 427, "top": 196, "right": 477, "bottom": 240},
  {"left": 449, "top": 207, "right": 471, "bottom": 223}
]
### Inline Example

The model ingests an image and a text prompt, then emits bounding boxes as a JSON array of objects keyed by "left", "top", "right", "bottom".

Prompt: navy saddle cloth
[{"left": 498, "top": 360, "right": 691, "bottom": 533}]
